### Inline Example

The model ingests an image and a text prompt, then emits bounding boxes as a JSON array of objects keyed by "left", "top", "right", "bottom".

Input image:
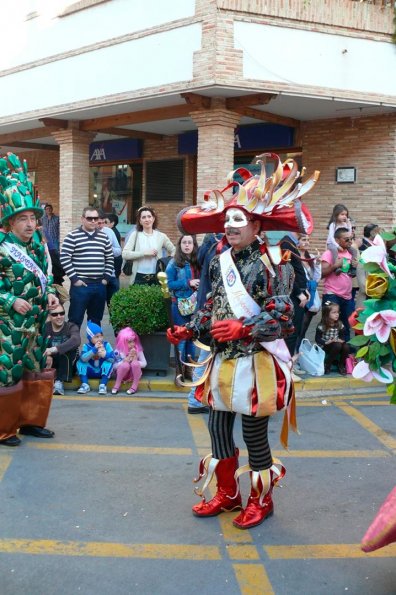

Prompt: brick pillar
[
  {"left": 51, "top": 126, "right": 96, "bottom": 242},
  {"left": 190, "top": 99, "right": 240, "bottom": 203}
]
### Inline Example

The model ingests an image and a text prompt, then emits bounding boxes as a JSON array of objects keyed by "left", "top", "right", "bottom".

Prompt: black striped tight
[{"left": 208, "top": 409, "right": 272, "bottom": 471}]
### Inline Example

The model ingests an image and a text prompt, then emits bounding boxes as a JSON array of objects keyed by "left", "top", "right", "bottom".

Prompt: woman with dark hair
[
  {"left": 166, "top": 235, "right": 200, "bottom": 378},
  {"left": 122, "top": 206, "right": 175, "bottom": 285}
]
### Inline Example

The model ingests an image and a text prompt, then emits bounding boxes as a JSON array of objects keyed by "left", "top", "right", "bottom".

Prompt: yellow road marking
[
  {"left": 265, "top": 543, "right": 396, "bottom": 559},
  {"left": 28, "top": 444, "right": 192, "bottom": 455},
  {"left": 197, "top": 448, "right": 389, "bottom": 459},
  {"left": 186, "top": 413, "right": 211, "bottom": 450},
  {"left": 54, "top": 395, "right": 185, "bottom": 404},
  {"left": 0, "top": 455, "right": 12, "bottom": 481},
  {"left": 219, "top": 513, "right": 254, "bottom": 544},
  {"left": 336, "top": 402, "right": 396, "bottom": 451},
  {"left": 233, "top": 563, "right": 274, "bottom": 594},
  {"left": 227, "top": 545, "right": 260, "bottom": 560},
  {"left": 0, "top": 538, "right": 221, "bottom": 559}
]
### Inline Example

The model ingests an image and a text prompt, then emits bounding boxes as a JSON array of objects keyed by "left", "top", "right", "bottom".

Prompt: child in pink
[{"left": 112, "top": 327, "right": 147, "bottom": 395}]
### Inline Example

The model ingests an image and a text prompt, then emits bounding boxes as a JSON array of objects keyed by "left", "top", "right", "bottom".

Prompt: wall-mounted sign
[
  {"left": 336, "top": 167, "right": 356, "bottom": 184},
  {"left": 89, "top": 138, "right": 142, "bottom": 163},
  {"left": 178, "top": 123, "right": 295, "bottom": 155}
]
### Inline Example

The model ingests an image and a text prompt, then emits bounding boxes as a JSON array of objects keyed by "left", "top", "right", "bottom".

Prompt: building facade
[{"left": 0, "top": 0, "right": 395, "bottom": 245}]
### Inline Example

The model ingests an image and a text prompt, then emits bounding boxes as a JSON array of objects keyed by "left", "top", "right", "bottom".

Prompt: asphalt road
[{"left": 0, "top": 388, "right": 395, "bottom": 595}]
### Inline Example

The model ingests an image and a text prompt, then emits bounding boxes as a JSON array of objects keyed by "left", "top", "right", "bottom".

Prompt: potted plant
[{"left": 110, "top": 284, "right": 170, "bottom": 376}]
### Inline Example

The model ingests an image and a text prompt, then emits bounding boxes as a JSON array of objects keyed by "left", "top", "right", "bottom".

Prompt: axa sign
[{"left": 90, "top": 147, "right": 106, "bottom": 161}]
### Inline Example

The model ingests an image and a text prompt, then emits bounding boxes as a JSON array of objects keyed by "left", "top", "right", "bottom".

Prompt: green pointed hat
[{"left": 0, "top": 152, "right": 43, "bottom": 225}]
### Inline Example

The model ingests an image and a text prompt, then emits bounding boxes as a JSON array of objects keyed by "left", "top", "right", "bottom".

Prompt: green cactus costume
[{"left": 0, "top": 153, "right": 57, "bottom": 445}]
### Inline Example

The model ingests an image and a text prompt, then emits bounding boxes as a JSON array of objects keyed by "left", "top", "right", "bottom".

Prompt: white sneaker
[
  {"left": 291, "top": 372, "right": 302, "bottom": 383},
  {"left": 98, "top": 384, "right": 107, "bottom": 395},
  {"left": 77, "top": 383, "right": 91, "bottom": 394},
  {"left": 53, "top": 380, "right": 64, "bottom": 396}
]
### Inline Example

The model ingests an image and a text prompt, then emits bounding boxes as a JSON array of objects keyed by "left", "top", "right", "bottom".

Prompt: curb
[{"left": 64, "top": 373, "right": 380, "bottom": 394}]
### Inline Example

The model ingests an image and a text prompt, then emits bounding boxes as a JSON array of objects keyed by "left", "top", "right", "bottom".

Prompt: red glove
[
  {"left": 166, "top": 325, "right": 193, "bottom": 345},
  {"left": 210, "top": 319, "right": 252, "bottom": 342}
]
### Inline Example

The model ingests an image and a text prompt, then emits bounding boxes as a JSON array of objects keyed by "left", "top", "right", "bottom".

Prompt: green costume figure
[{"left": 0, "top": 152, "right": 59, "bottom": 447}]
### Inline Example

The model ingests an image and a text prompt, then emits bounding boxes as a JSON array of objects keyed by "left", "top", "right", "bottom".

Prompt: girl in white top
[
  {"left": 122, "top": 206, "right": 175, "bottom": 285},
  {"left": 326, "top": 204, "right": 353, "bottom": 252}
]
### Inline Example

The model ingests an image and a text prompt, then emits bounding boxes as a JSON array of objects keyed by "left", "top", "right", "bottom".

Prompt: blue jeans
[
  {"left": 69, "top": 283, "right": 106, "bottom": 328},
  {"left": 106, "top": 276, "right": 120, "bottom": 308},
  {"left": 171, "top": 302, "right": 196, "bottom": 363},
  {"left": 322, "top": 293, "right": 355, "bottom": 342},
  {"left": 187, "top": 347, "right": 210, "bottom": 408}
]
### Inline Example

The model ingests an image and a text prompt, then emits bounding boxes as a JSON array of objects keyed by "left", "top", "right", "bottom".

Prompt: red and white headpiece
[{"left": 177, "top": 153, "right": 319, "bottom": 235}]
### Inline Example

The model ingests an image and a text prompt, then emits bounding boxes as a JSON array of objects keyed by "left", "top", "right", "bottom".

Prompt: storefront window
[{"left": 89, "top": 163, "right": 142, "bottom": 237}]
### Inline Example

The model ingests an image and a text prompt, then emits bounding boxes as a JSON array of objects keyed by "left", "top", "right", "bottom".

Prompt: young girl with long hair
[
  {"left": 326, "top": 204, "right": 353, "bottom": 252},
  {"left": 112, "top": 327, "right": 147, "bottom": 395},
  {"left": 315, "top": 301, "right": 350, "bottom": 375},
  {"left": 165, "top": 235, "right": 200, "bottom": 379}
]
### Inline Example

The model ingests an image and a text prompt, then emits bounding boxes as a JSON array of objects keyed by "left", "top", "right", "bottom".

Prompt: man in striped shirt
[{"left": 60, "top": 207, "right": 114, "bottom": 327}]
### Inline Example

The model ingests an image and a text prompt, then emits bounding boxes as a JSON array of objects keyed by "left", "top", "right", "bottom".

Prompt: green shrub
[{"left": 109, "top": 284, "right": 168, "bottom": 335}]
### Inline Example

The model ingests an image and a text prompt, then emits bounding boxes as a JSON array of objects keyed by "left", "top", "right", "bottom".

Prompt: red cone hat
[{"left": 177, "top": 153, "right": 319, "bottom": 235}]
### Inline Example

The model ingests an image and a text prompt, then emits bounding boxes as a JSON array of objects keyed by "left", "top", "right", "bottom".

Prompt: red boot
[
  {"left": 233, "top": 460, "right": 286, "bottom": 530},
  {"left": 192, "top": 452, "right": 242, "bottom": 517}
]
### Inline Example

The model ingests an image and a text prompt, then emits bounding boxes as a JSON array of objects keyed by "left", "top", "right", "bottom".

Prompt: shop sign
[
  {"left": 178, "top": 123, "right": 294, "bottom": 155},
  {"left": 89, "top": 138, "right": 142, "bottom": 162}
]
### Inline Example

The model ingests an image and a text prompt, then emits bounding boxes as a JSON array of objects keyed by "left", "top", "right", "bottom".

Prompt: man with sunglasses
[
  {"left": 44, "top": 308, "right": 81, "bottom": 396},
  {"left": 60, "top": 207, "right": 114, "bottom": 327},
  {"left": 321, "top": 227, "right": 358, "bottom": 341}
]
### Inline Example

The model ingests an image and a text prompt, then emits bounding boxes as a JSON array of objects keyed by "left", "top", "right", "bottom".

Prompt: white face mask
[{"left": 224, "top": 208, "right": 250, "bottom": 229}]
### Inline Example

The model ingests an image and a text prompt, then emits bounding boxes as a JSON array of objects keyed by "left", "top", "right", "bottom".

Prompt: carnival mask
[{"left": 224, "top": 208, "right": 251, "bottom": 229}]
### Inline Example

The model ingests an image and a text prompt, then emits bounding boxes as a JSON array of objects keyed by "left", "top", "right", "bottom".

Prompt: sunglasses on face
[
  {"left": 85, "top": 216, "right": 99, "bottom": 222},
  {"left": 341, "top": 237, "right": 352, "bottom": 242},
  {"left": 50, "top": 311, "right": 65, "bottom": 317}
]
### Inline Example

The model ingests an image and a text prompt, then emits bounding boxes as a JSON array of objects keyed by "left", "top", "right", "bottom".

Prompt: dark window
[{"left": 146, "top": 159, "right": 184, "bottom": 202}]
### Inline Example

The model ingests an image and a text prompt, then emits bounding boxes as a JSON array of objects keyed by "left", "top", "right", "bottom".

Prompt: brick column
[
  {"left": 190, "top": 99, "right": 240, "bottom": 203},
  {"left": 51, "top": 126, "right": 96, "bottom": 242}
]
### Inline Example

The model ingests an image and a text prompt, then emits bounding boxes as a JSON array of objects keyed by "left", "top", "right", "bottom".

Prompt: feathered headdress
[
  {"left": 177, "top": 152, "right": 319, "bottom": 235},
  {"left": 0, "top": 153, "right": 43, "bottom": 225}
]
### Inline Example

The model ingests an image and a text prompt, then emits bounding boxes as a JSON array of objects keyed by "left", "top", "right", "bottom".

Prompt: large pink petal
[
  {"left": 372, "top": 367, "right": 394, "bottom": 384},
  {"left": 352, "top": 360, "right": 373, "bottom": 382},
  {"left": 380, "top": 310, "right": 396, "bottom": 326},
  {"left": 375, "top": 323, "right": 391, "bottom": 343},
  {"left": 361, "top": 245, "right": 385, "bottom": 264}
]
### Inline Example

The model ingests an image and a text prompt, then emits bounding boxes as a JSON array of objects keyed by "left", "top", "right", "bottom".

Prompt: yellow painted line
[
  {"left": 197, "top": 448, "right": 389, "bottom": 459},
  {"left": 265, "top": 543, "right": 396, "bottom": 559},
  {"left": 28, "top": 443, "right": 192, "bottom": 455},
  {"left": 219, "top": 513, "right": 254, "bottom": 544},
  {"left": 186, "top": 412, "right": 211, "bottom": 450},
  {"left": 227, "top": 545, "right": 260, "bottom": 560},
  {"left": 0, "top": 538, "right": 221, "bottom": 560},
  {"left": 349, "top": 401, "right": 390, "bottom": 406},
  {"left": 54, "top": 395, "right": 185, "bottom": 404},
  {"left": 233, "top": 563, "right": 274, "bottom": 595},
  {"left": 0, "top": 455, "right": 12, "bottom": 481},
  {"left": 336, "top": 402, "right": 396, "bottom": 451}
]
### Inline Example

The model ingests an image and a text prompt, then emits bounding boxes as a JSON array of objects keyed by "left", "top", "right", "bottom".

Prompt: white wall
[
  {"left": 0, "top": 0, "right": 196, "bottom": 70},
  {"left": 0, "top": 24, "right": 201, "bottom": 117},
  {"left": 234, "top": 22, "right": 396, "bottom": 97}
]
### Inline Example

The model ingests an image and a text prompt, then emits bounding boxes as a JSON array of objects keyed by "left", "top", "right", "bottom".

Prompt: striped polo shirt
[{"left": 60, "top": 227, "right": 114, "bottom": 283}]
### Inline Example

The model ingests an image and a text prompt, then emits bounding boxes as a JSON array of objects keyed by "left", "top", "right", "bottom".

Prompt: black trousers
[
  {"left": 208, "top": 409, "right": 272, "bottom": 471},
  {"left": 323, "top": 342, "right": 349, "bottom": 368},
  {"left": 285, "top": 297, "right": 305, "bottom": 356},
  {"left": 51, "top": 349, "right": 78, "bottom": 382}
]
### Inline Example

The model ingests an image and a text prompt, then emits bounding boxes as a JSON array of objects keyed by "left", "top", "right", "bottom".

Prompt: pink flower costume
[{"left": 112, "top": 328, "right": 147, "bottom": 394}]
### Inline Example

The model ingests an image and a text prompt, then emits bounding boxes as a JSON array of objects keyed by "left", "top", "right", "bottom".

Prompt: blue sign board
[
  {"left": 89, "top": 138, "right": 142, "bottom": 162},
  {"left": 178, "top": 123, "right": 294, "bottom": 155}
]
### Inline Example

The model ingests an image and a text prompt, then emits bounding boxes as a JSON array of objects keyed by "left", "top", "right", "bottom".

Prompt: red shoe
[
  {"left": 192, "top": 488, "right": 242, "bottom": 517},
  {"left": 233, "top": 491, "right": 273, "bottom": 529},
  {"left": 192, "top": 452, "right": 242, "bottom": 517}
]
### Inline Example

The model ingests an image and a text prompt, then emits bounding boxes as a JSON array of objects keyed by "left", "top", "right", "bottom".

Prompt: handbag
[
  {"left": 122, "top": 232, "right": 138, "bottom": 276},
  {"left": 298, "top": 338, "right": 325, "bottom": 376},
  {"left": 177, "top": 292, "right": 197, "bottom": 316},
  {"left": 345, "top": 355, "right": 356, "bottom": 375},
  {"left": 306, "top": 280, "right": 321, "bottom": 313}
]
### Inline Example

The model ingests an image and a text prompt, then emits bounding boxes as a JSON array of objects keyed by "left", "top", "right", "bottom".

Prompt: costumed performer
[
  {"left": 167, "top": 153, "right": 319, "bottom": 529},
  {"left": 0, "top": 153, "right": 59, "bottom": 447},
  {"left": 349, "top": 232, "right": 396, "bottom": 551}
]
